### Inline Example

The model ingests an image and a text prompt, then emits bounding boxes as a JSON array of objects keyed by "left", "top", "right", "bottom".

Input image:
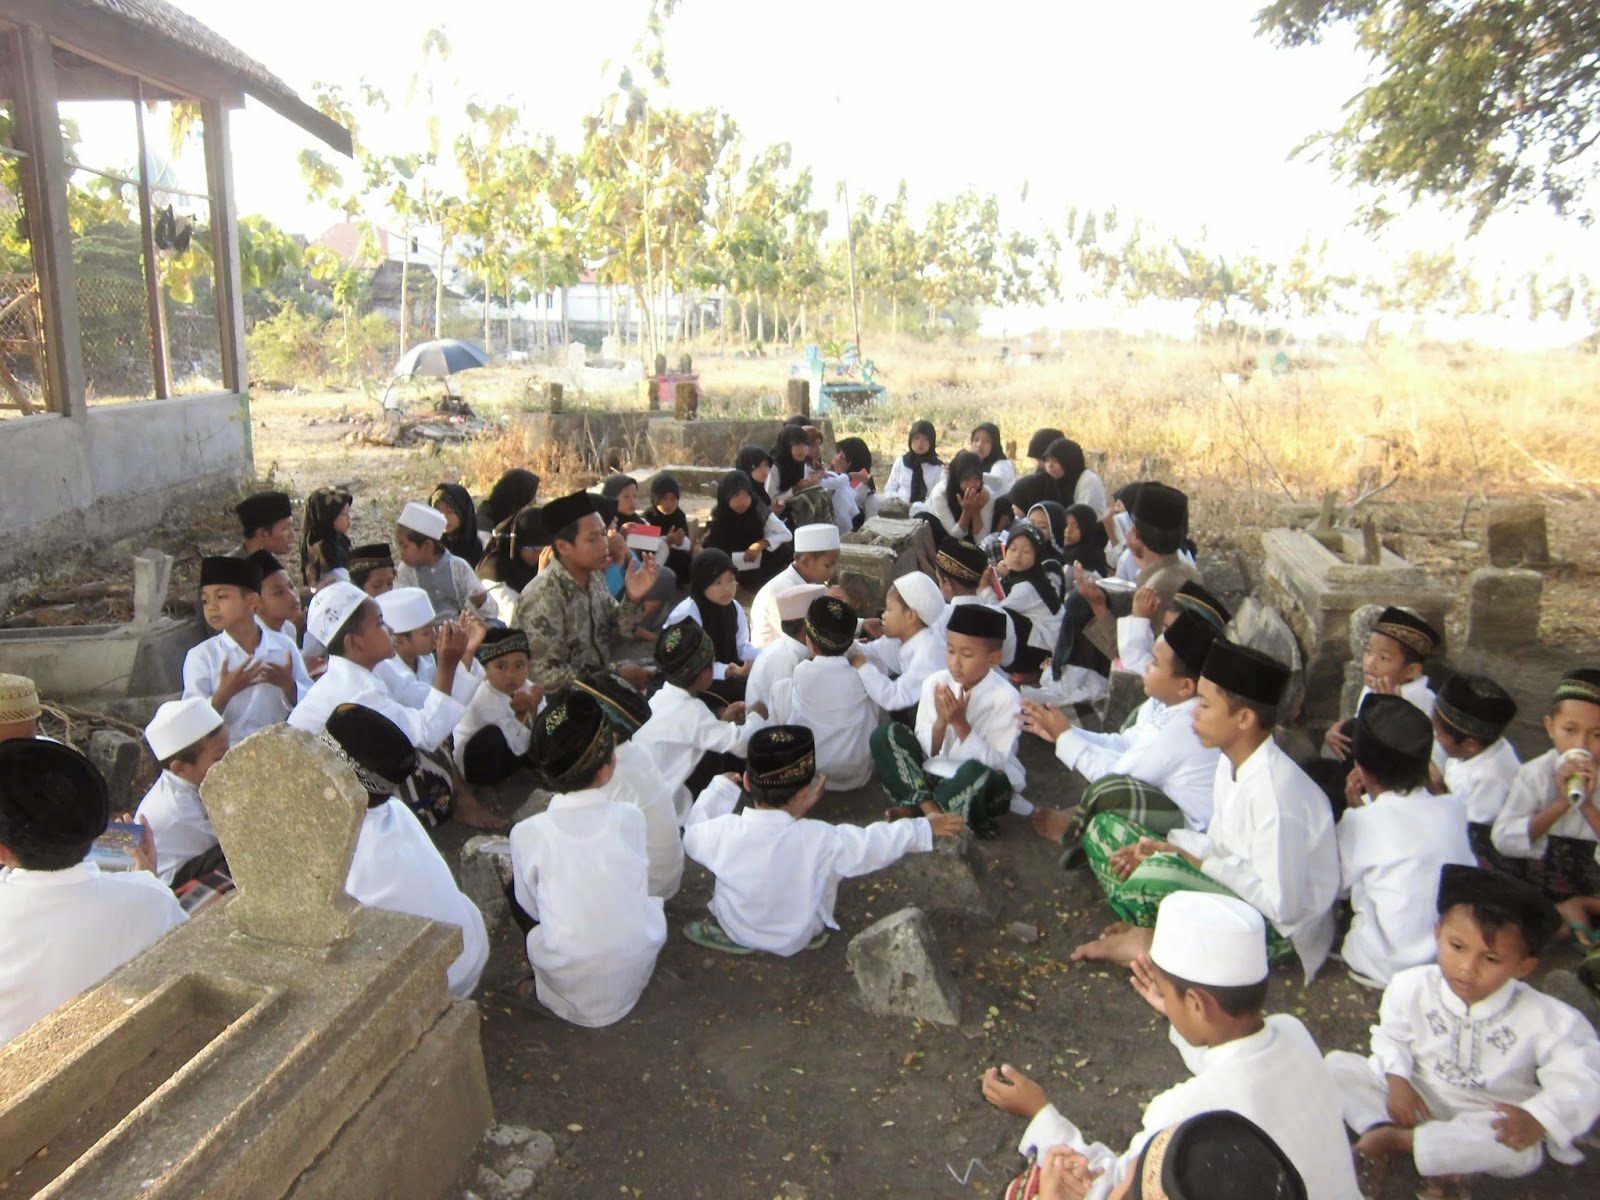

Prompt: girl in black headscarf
[
  {"left": 736, "top": 445, "right": 776, "bottom": 509},
  {"left": 1025, "top": 499, "right": 1071, "bottom": 559},
  {"left": 300, "top": 486, "right": 352, "bottom": 589},
  {"left": 430, "top": 482, "right": 482, "bottom": 568},
  {"left": 997, "top": 523, "right": 1064, "bottom": 678},
  {"left": 601, "top": 474, "right": 643, "bottom": 530},
  {"left": 833, "top": 436, "right": 876, "bottom": 529},
  {"left": 683, "top": 547, "right": 755, "bottom": 703},
  {"left": 644, "top": 473, "right": 693, "bottom": 581},
  {"left": 889, "top": 419, "right": 942, "bottom": 507},
  {"left": 475, "top": 468, "right": 540, "bottom": 532},
  {"left": 923, "top": 449, "right": 995, "bottom": 542},
  {"left": 703, "top": 469, "right": 791, "bottom": 587},
  {"left": 1042, "top": 438, "right": 1087, "bottom": 509},
  {"left": 969, "top": 421, "right": 1016, "bottom": 497},
  {"left": 1061, "top": 502, "right": 1112, "bottom": 576},
  {"left": 478, "top": 503, "right": 547, "bottom": 599},
  {"left": 1026, "top": 427, "right": 1065, "bottom": 471},
  {"left": 770, "top": 423, "right": 816, "bottom": 500}
]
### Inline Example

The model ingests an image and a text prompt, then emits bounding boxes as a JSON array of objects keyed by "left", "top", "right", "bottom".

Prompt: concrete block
[
  {"left": 0, "top": 615, "right": 205, "bottom": 703},
  {"left": 460, "top": 835, "right": 515, "bottom": 928},
  {"left": 1467, "top": 567, "right": 1542, "bottom": 651},
  {"left": 877, "top": 828, "right": 1002, "bottom": 918},
  {"left": 835, "top": 543, "right": 898, "bottom": 616},
  {"left": 86, "top": 730, "right": 143, "bottom": 814},
  {"left": 1486, "top": 503, "right": 1549, "bottom": 567},
  {"left": 877, "top": 497, "right": 910, "bottom": 520},
  {"left": 1228, "top": 598, "right": 1306, "bottom": 723},
  {"left": 1097, "top": 669, "right": 1146, "bottom": 732},
  {"left": 473, "top": 1126, "right": 557, "bottom": 1199},
  {"left": 845, "top": 516, "right": 927, "bottom": 584},
  {"left": 846, "top": 907, "right": 961, "bottom": 1026},
  {"left": 1193, "top": 551, "right": 1253, "bottom": 614}
]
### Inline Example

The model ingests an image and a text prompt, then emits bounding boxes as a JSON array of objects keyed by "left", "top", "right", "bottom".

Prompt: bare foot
[
  {"left": 1030, "top": 806, "right": 1076, "bottom": 844},
  {"left": 1353, "top": 1122, "right": 1410, "bottom": 1193},
  {"left": 454, "top": 790, "right": 510, "bottom": 831},
  {"left": 1070, "top": 925, "right": 1153, "bottom": 965},
  {"left": 1097, "top": 920, "right": 1131, "bottom": 938}
]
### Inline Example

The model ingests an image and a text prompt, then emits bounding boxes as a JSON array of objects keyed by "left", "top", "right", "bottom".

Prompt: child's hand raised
[
  {"left": 1131, "top": 585, "right": 1162, "bottom": 621},
  {"left": 1491, "top": 1103, "right": 1544, "bottom": 1151},
  {"left": 460, "top": 612, "right": 487, "bottom": 658},
  {"left": 980, "top": 1064, "right": 1048, "bottom": 1119},
  {"left": 217, "top": 656, "right": 266, "bottom": 704},
  {"left": 1128, "top": 954, "right": 1168, "bottom": 1015},
  {"left": 792, "top": 774, "right": 827, "bottom": 818},
  {"left": 1072, "top": 563, "right": 1107, "bottom": 616},
  {"left": 511, "top": 684, "right": 543, "bottom": 718},
  {"left": 926, "top": 811, "right": 965, "bottom": 839}
]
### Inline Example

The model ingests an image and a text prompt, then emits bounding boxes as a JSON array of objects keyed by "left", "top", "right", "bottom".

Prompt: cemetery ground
[{"left": 6, "top": 341, "right": 1600, "bottom": 1197}]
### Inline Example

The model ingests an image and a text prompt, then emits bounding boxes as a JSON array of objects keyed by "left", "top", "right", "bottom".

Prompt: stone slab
[
  {"left": 1466, "top": 567, "right": 1543, "bottom": 651},
  {"left": 844, "top": 516, "right": 927, "bottom": 585},
  {"left": 835, "top": 543, "right": 899, "bottom": 616},
  {"left": 1097, "top": 669, "right": 1147, "bottom": 732},
  {"left": 1485, "top": 503, "right": 1549, "bottom": 567},
  {"left": 846, "top": 907, "right": 961, "bottom": 1026},
  {"left": 1228, "top": 598, "right": 1306, "bottom": 723},
  {"left": 86, "top": 730, "right": 143, "bottom": 814},
  {"left": 877, "top": 829, "right": 1002, "bottom": 918},
  {"left": 460, "top": 835, "right": 515, "bottom": 928}
]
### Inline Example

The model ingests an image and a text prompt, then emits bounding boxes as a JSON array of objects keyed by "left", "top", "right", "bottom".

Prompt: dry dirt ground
[{"left": 9, "top": 381, "right": 1600, "bottom": 1199}]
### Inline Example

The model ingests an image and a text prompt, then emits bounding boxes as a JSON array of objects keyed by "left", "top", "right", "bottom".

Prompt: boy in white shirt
[
  {"left": 849, "top": 573, "right": 947, "bottom": 720},
  {"left": 682, "top": 725, "right": 963, "bottom": 955},
  {"left": 393, "top": 501, "right": 489, "bottom": 624},
  {"left": 749, "top": 524, "right": 844, "bottom": 648},
  {"left": 1023, "top": 609, "right": 1223, "bottom": 862},
  {"left": 373, "top": 586, "right": 483, "bottom": 707},
  {"left": 635, "top": 619, "right": 768, "bottom": 797},
  {"left": 0, "top": 741, "right": 186, "bottom": 1047},
  {"left": 183, "top": 556, "right": 310, "bottom": 743},
  {"left": 746, "top": 584, "right": 826, "bottom": 713},
  {"left": 509, "top": 692, "right": 666, "bottom": 1026},
  {"left": 770, "top": 596, "right": 878, "bottom": 790},
  {"left": 931, "top": 538, "right": 1017, "bottom": 669},
  {"left": 0, "top": 673, "right": 41, "bottom": 742},
  {"left": 1430, "top": 672, "right": 1521, "bottom": 867},
  {"left": 320, "top": 703, "right": 489, "bottom": 1000},
  {"left": 870, "top": 604, "right": 1023, "bottom": 838},
  {"left": 1327, "top": 865, "right": 1600, "bottom": 1192},
  {"left": 1336, "top": 694, "right": 1474, "bottom": 987},
  {"left": 983, "top": 892, "right": 1361, "bottom": 1200},
  {"left": 135, "top": 698, "right": 230, "bottom": 887},
  {"left": 453, "top": 628, "right": 544, "bottom": 784}
]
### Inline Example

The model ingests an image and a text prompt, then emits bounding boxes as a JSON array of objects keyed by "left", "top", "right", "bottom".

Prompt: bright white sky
[{"left": 151, "top": 0, "right": 1599, "bottom": 340}]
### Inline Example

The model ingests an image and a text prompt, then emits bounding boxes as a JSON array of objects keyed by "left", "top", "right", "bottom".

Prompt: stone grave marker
[
  {"left": 846, "top": 907, "right": 961, "bottom": 1026},
  {"left": 1486, "top": 503, "right": 1549, "bottom": 567}
]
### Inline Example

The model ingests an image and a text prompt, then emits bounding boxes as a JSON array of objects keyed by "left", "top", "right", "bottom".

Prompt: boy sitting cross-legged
[
  {"left": 452, "top": 628, "right": 544, "bottom": 785},
  {"left": 982, "top": 891, "right": 1361, "bottom": 1200},
  {"left": 681, "top": 725, "right": 963, "bottom": 955},
  {"left": 135, "top": 698, "right": 230, "bottom": 888},
  {"left": 1325, "top": 865, "right": 1600, "bottom": 1196},
  {"left": 769, "top": 595, "right": 879, "bottom": 790},
  {"left": 1430, "top": 672, "right": 1521, "bottom": 868}
]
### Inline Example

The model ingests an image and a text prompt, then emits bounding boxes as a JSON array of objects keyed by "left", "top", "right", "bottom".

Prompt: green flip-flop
[{"left": 685, "top": 917, "right": 755, "bottom": 955}]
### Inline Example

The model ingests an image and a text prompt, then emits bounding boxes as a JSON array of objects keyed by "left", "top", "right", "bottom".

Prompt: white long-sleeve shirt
[
  {"left": 1073, "top": 469, "right": 1109, "bottom": 517},
  {"left": 510, "top": 784, "right": 666, "bottom": 1027},
  {"left": 347, "top": 798, "right": 489, "bottom": 999},
  {"left": 1492, "top": 747, "right": 1600, "bottom": 859},
  {"left": 182, "top": 619, "right": 311, "bottom": 743},
  {"left": 684, "top": 807, "right": 934, "bottom": 956},
  {"left": 1337, "top": 788, "right": 1474, "bottom": 985},
  {"left": 912, "top": 475, "right": 996, "bottom": 542},
  {"left": 1017, "top": 1015, "right": 1361, "bottom": 1200},
  {"left": 884, "top": 458, "right": 944, "bottom": 507},
  {"left": 666, "top": 595, "right": 759, "bottom": 681},
  {"left": 0, "top": 863, "right": 186, "bottom": 1047},
  {"left": 747, "top": 635, "right": 809, "bottom": 712},
  {"left": 1116, "top": 614, "right": 1157, "bottom": 673},
  {"left": 936, "top": 594, "right": 1017, "bottom": 670},
  {"left": 610, "top": 740, "right": 687, "bottom": 899},
  {"left": 371, "top": 653, "right": 481, "bottom": 710},
  {"left": 1444, "top": 737, "right": 1521, "bottom": 827},
  {"left": 770, "top": 655, "right": 879, "bottom": 790},
  {"left": 982, "top": 458, "right": 1018, "bottom": 497},
  {"left": 818, "top": 471, "right": 860, "bottom": 535},
  {"left": 990, "top": 581, "right": 1062, "bottom": 651},
  {"left": 1054, "top": 696, "right": 1219, "bottom": 830},
  {"left": 633, "top": 681, "right": 766, "bottom": 786},
  {"left": 856, "top": 626, "right": 947, "bottom": 714},
  {"left": 1169, "top": 738, "right": 1340, "bottom": 982},
  {"left": 451, "top": 682, "right": 538, "bottom": 774},
  {"left": 914, "top": 668, "right": 1026, "bottom": 795},
  {"left": 288, "top": 655, "right": 465, "bottom": 750},
  {"left": 133, "top": 771, "right": 219, "bottom": 885},
  {"left": 749, "top": 564, "right": 808, "bottom": 649},
  {"left": 1350, "top": 965, "right": 1600, "bottom": 1166}
]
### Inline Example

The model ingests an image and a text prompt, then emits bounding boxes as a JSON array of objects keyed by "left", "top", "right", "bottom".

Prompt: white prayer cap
[
  {"left": 376, "top": 586, "right": 436, "bottom": 635},
  {"left": 890, "top": 572, "right": 945, "bottom": 628},
  {"left": 307, "top": 581, "right": 370, "bottom": 647},
  {"left": 1150, "top": 892, "right": 1267, "bottom": 987},
  {"left": 775, "top": 583, "right": 828, "bottom": 622},
  {"left": 794, "top": 524, "right": 840, "bottom": 554},
  {"left": 397, "top": 501, "right": 448, "bottom": 541},
  {"left": 145, "top": 697, "right": 224, "bottom": 761}
]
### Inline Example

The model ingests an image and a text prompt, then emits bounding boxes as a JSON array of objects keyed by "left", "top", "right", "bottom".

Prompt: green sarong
[
  {"left": 1058, "top": 773, "right": 1187, "bottom": 868},
  {"left": 1082, "top": 810, "right": 1295, "bottom": 964},
  {"left": 869, "top": 719, "right": 1013, "bottom": 838}
]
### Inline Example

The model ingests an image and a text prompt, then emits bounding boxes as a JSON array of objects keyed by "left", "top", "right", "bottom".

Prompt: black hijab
[
  {"left": 601, "top": 474, "right": 641, "bottom": 525},
  {"left": 430, "top": 482, "right": 482, "bottom": 567},
  {"left": 478, "top": 504, "right": 547, "bottom": 594},
  {"left": 971, "top": 422, "right": 1006, "bottom": 471},
  {"left": 1027, "top": 427, "right": 1065, "bottom": 463},
  {"left": 690, "top": 549, "right": 741, "bottom": 664},
  {"left": 704, "top": 470, "right": 768, "bottom": 555},
  {"left": 771, "top": 424, "right": 813, "bottom": 495},
  {"left": 300, "top": 486, "right": 351, "bottom": 588},
  {"left": 943, "top": 449, "right": 984, "bottom": 524},
  {"left": 1044, "top": 437, "right": 1087, "bottom": 508},
  {"left": 735, "top": 446, "right": 774, "bottom": 506},
  {"left": 1062, "top": 502, "right": 1111, "bottom": 575},
  {"left": 901, "top": 420, "right": 941, "bottom": 504},
  {"left": 477, "top": 469, "right": 540, "bottom": 530},
  {"left": 1029, "top": 500, "right": 1071, "bottom": 558},
  {"left": 1002, "top": 524, "right": 1064, "bottom": 614},
  {"left": 836, "top": 436, "right": 874, "bottom": 490}
]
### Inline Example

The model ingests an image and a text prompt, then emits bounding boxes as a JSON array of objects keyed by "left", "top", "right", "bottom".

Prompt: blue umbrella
[{"left": 394, "top": 338, "right": 491, "bottom": 379}]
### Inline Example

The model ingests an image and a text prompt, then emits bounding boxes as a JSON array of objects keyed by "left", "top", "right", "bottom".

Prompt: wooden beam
[
  {"left": 203, "top": 99, "right": 252, "bottom": 470},
  {"left": 134, "top": 78, "right": 170, "bottom": 399},
  {"left": 15, "top": 23, "right": 84, "bottom": 417}
]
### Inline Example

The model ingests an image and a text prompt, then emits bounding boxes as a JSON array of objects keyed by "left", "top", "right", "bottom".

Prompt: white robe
[
  {"left": 288, "top": 655, "right": 465, "bottom": 750},
  {"left": 982, "top": 458, "right": 1018, "bottom": 497},
  {"left": 1326, "top": 965, "right": 1600, "bottom": 1178},
  {"left": 683, "top": 807, "right": 934, "bottom": 956},
  {"left": 1492, "top": 747, "right": 1600, "bottom": 860},
  {"left": 134, "top": 771, "right": 219, "bottom": 885},
  {"left": 347, "top": 799, "right": 489, "bottom": 999},
  {"left": 1019, "top": 1015, "right": 1361, "bottom": 1200},
  {"left": 913, "top": 475, "right": 996, "bottom": 543},
  {"left": 181, "top": 619, "right": 311, "bottom": 743},
  {"left": 1336, "top": 788, "right": 1474, "bottom": 985},
  {"left": 747, "top": 635, "right": 810, "bottom": 713},
  {"left": 817, "top": 470, "right": 860, "bottom": 535},
  {"left": 1054, "top": 696, "right": 1219, "bottom": 831},
  {"left": 666, "top": 595, "right": 759, "bottom": 681},
  {"left": 770, "top": 655, "right": 879, "bottom": 791},
  {"left": 1169, "top": 738, "right": 1340, "bottom": 981},
  {"left": 634, "top": 681, "right": 765, "bottom": 788},
  {"left": 936, "top": 594, "right": 1017, "bottom": 671},
  {"left": 610, "top": 740, "right": 687, "bottom": 899},
  {"left": 749, "top": 564, "right": 809, "bottom": 649},
  {"left": 1444, "top": 737, "right": 1521, "bottom": 828},
  {"left": 883, "top": 458, "right": 944, "bottom": 507},
  {"left": 991, "top": 580, "right": 1062, "bottom": 651},
  {"left": 452, "top": 681, "right": 537, "bottom": 775},
  {"left": 372, "top": 653, "right": 481, "bottom": 710},
  {"left": 857, "top": 626, "right": 947, "bottom": 714},
  {"left": 685, "top": 774, "right": 743, "bottom": 828},
  {"left": 0, "top": 863, "right": 186, "bottom": 1047},
  {"left": 1116, "top": 614, "right": 1157, "bottom": 673},
  {"left": 914, "top": 668, "right": 1026, "bottom": 795},
  {"left": 510, "top": 784, "right": 666, "bottom": 1027}
]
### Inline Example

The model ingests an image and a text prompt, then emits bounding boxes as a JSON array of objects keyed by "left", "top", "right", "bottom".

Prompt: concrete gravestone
[
  {"left": 1485, "top": 503, "right": 1549, "bottom": 568},
  {"left": 1466, "top": 567, "right": 1542, "bottom": 651},
  {"left": 846, "top": 907, "right": 961, "bottom": 1026}
]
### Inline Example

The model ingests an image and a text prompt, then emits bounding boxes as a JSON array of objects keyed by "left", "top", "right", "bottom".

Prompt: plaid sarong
[
  {"left": 1059, "top": 774, "right": 1186, "bottom": 867},
  {"left": 1082, "top": 811, "right": 1295, "bottom": 964},
  {"left": 869, "top": 719, "right": 1013, "bottom": 838}
]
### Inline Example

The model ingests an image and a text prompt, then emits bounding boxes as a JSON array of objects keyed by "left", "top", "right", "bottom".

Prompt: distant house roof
[{"left": 62, "top": 0, "right": 352, "bottom": 155}]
